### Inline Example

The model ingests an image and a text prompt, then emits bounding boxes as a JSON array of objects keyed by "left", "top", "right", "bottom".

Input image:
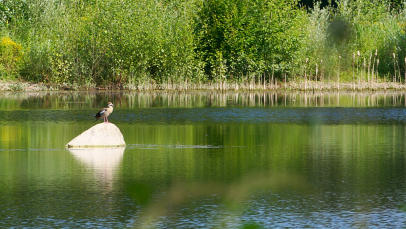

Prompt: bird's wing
[{"left": 95, "top": 108, "right": 107, "bottom": 118}]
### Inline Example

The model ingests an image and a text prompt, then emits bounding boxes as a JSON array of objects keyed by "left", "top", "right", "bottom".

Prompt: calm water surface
[{"left": 1, "top": 91, "right": 406, "bottom": 228}]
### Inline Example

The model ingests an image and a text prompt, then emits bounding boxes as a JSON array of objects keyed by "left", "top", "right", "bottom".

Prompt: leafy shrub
[
  {"left": 194, "top": 0, "right": 306, "bottom": 80},
  {"left": 0, "top": 36, "right": 23, "bottom": 78}
]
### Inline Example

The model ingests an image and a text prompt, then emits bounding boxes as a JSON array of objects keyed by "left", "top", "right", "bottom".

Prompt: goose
[{"left": 95, "top": 102, "right": 114, "bottom": 123}]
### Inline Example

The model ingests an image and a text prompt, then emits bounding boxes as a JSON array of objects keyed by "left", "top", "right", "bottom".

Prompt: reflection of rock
[
  {"left": 68, "top": 147, "right": 125, "bottom": 183},
  {"left": 66, "top": 123, "right": 126, "bottom": 148}
]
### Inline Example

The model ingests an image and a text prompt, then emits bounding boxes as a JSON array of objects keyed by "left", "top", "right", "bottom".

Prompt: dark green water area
[{"left": 1, "top": 91, "right": 406, "bottom": 228}]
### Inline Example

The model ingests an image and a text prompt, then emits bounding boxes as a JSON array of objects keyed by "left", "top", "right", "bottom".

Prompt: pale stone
[{"left": 66, "top": 123, "right": 126, "bottom": 148}]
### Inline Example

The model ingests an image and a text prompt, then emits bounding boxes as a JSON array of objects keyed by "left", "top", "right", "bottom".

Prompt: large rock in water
[{"left": 66, "top": 123, "right": 126, "bottom": 148}]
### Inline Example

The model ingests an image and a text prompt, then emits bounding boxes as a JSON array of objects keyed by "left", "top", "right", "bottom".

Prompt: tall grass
[
  {"left": 300, "top": 0, "right": 406, "bottom": 85},
  {"left": 1, "top": 0, "right": 406, "bottom": 88},
  {"left": 2, "top": 0, "right": 203, "bottom": 86}
]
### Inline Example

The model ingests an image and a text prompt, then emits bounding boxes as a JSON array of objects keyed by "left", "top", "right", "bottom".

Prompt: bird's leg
[
  {"left": 104, "top": 117, "right": 106, "bottom": 123},
  {"left": 106, "top": 117, "right": 109, "bottom": 123}
]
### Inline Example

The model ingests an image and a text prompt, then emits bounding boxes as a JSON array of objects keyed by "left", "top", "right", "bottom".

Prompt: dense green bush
[
  {"left": 1, "top": 0, "right": 406, "bottom": 86},
  {"left": 194, "top": 0, "right": 306, "bottom": 80},
  {"left": 7, "top": 0, "right": 202, "bottom": 86},
  {"left": 0, "top": 36, "right": 23, "bottom": 78}
]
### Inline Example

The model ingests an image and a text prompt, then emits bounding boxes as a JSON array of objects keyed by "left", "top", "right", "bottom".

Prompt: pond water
[{"left": 1, "top": 91, "right": 406, "bottom": 228}]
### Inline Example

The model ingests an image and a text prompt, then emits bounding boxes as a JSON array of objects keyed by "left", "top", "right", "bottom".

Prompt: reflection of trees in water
[
  {"left": 1, "top": 91, "right": 406, "bottom": 227},
  {"left": 132, "top": 172, "right": 307, "bottom": 228},
  {"left": 122, "top": 123, "right": 406, "bottom": 228},
  {"left": 124, "top": 91, "right": 406, "bottom": 108},
  {"left": 0, "top": 92, "right": 125, "bottom": 110},
  {"left": 1, "top": 91, "right": 406, "bottom": 110}
]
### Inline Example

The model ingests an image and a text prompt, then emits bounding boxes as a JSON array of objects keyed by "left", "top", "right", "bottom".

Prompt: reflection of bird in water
[{"left": 95, "top": 102, "right": 114, "bottom": 123}]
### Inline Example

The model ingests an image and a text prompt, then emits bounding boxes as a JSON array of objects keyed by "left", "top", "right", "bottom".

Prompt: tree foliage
[
  {"left": 194, "top": 0, "right": 305, "bottom": 79},
  {"left": 1, "top": 0, "right": 406, "bottom": 85}
]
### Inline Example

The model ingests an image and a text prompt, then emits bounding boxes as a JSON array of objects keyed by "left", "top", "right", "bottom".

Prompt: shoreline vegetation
[
  {"left": 3, "top": 79, "right": 406, "bottom": 92},
  {"left": 2, "top": 0, "right": 406, "bottom": 89}
]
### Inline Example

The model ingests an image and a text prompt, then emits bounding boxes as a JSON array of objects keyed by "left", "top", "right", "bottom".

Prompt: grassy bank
[{"left": 1, "top": 0, "right": 406, "bottom": 87}]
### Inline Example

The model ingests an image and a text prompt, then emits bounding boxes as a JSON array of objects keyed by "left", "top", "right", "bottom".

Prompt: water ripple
[{"left": 1, "top": 107, "right": 405, "bottom": 124}]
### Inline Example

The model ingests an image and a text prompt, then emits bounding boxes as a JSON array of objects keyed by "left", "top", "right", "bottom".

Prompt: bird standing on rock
[{"left": 95, "top": 102, "right": 114, "bottom": 123}]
